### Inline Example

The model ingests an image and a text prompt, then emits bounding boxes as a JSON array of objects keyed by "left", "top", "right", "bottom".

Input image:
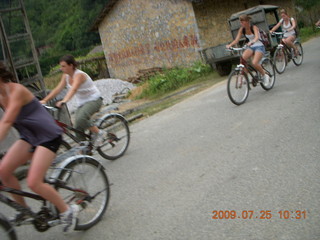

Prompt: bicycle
[
  {"left": 271, "top": 32, "right": 303, "bottom": 74},
  {"left": 0, "top": 145, "right": 110, "bottom": 240},
  {"left": 44, "top": 104, "right": 130, "bottom": 161},
  {"left": 226, "top": 46, "right": 276, "bottom": 105}
]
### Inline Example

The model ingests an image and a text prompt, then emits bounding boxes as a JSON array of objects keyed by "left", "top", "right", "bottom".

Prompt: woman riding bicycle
[
  {"left": 40, "top": 55, "right": 104, "bottom": 146},
  {"left": 0, "top": 62, "right": 78, "bottom": 233},
  {"left": 270, "top": 9, "right": 299, "bottom": 56},
  {"left": 226, "top": 14, "right": 269, "bottom": 85}
]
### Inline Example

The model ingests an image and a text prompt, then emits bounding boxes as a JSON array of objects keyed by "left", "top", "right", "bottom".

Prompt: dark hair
[
  {"left": 0, "top": 62, "right": 14, "bottom": 83},
  {"left": 59, "top": 55, "right": 78, "bottom": 68}
]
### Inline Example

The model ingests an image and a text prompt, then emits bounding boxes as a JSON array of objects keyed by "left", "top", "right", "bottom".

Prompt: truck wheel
[{"left": 216, "top": 62, "right": 232, "bottom": 76}]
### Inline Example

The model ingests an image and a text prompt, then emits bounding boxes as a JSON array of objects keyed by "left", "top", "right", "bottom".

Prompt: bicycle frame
[
  {"left": 0, "top": 156, "right": 94, "bottom": 231},
  {"left": 235, "top": 55, "right": 261, "bottom": 88},
  {"left": 56, "top": 120, "right": 91, "bottom": 144}
]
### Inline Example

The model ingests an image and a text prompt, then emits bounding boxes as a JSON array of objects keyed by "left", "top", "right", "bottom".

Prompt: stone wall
[
  {"left": 193, "top": 0, "right": 295, "bottom": 49},
  {"left": 98, "top": 0, "right": 201, "bottom": 80},
  {"left": 97, "top": 0, "right": 295, "bottom": 80}
]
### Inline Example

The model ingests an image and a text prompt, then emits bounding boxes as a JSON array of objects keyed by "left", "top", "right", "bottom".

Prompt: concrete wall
[
  {"left": 98, "top": 0, "right": 201, "bottom": 80},
  {"left": 193, "top": 0, "right": 295, "bottom": 49}
]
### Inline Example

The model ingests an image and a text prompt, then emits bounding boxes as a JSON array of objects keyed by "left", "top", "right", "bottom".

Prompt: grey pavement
[{"left": 2, "top": 36, "right": 320, "bottom": 240}]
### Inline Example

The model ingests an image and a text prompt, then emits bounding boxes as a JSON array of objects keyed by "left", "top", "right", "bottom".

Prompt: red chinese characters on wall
[{"left": 108, "top": 34, "right": 199, "bottom": 65}]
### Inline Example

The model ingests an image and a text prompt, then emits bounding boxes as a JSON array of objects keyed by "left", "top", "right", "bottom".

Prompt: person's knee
[
  {"left": 27, "top": 177, "right": 41, "bottom": 193},
  {"left": 0, "top": 164, "right": 14, "bottom": 182}
]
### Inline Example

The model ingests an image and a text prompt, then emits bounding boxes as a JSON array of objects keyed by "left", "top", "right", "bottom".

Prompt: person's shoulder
[{"left": 10, "top": 83, "right": 33, "bottom": 102}]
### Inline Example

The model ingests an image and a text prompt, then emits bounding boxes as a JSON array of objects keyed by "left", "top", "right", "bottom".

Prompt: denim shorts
[{"left": 249, "top": 45, "right": 266, "bottom": 54}]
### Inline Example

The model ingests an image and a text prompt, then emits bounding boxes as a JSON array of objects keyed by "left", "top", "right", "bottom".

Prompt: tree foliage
[{"left": 22, "top": 0, "right": 107, "bottom": 74}]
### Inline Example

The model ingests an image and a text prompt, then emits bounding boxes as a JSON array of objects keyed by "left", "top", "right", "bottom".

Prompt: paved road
[{"left": 7, "top": 37, "right": 320, "bottom": 240}]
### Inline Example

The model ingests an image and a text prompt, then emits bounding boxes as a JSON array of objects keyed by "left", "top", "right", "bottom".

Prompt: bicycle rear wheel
[
  {"left": 227, "top": 70, "right": 249, "bottom": 105},
  {"left": 293, "top": 42, "right": 303, "bottom": 66},
  {"left": 97, "top": 114, "right": 130, "bottom": 160},
  {"left": 261, "top": 58, "right": 276, "bottom": 91},
  {"left": 273, "top": 47, "right": 287, "bottom": 74},
  {"left": 0, "top": 214, "right": 17, "bottom": 240},
  {"left": 56, "top": 156, "right": 110, "bottom": 230}
]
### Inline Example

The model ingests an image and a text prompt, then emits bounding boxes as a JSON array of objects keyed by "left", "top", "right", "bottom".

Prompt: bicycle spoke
[
  {"left": 97, "top": 114, "right": 130, "bottom": 160},
  {"left": 227, "top": 71, "right": 249, "bottom": 105},
  {"left": 56, "top": 157, "right": 109, "bottom": 230}
]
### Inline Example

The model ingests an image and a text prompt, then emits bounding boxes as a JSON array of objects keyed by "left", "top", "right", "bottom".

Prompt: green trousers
[{"left": 74, "top": 97, "right": 103, "bottom": 141}]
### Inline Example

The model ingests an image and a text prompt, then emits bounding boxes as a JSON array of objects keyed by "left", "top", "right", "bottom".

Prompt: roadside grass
[
  {"left": 299, "top": 26, "right": 320, "bottom": 43},
  {"left": 130, "top": 61, "right": 214, "bottom": 100},
  {"left": 126, "top": 70, "right": 225, "bottom": 118}
]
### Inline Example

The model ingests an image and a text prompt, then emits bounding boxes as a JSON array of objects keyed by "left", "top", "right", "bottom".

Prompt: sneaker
[
  {"left": 92, "top": 130, "right": 105, "bottom": 147},
  {"left": 60, "top": 204, "right": 80, "bottom": 233},
  {"left": 263, "top": 74, "right": 270, "bottom": 86}
]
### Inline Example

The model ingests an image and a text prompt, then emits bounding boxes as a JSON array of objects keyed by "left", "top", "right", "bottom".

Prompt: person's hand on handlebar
[{"left": 55, "top": 101, "right": 66, "bottom": 108}]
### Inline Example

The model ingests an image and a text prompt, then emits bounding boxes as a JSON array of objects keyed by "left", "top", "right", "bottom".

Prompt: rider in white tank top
[{"left": 65, "top": 69, "right": 101, "bottom": 107}]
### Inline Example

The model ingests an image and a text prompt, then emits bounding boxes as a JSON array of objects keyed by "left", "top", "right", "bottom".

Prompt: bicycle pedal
[{"left": 48, "top": 219, "right": 61, "bottom": 227}]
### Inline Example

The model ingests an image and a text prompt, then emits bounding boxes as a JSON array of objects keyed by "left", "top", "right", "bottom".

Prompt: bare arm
[
  {"left": 0, "top": 85, "right": 29, "bottom": 141},
  {"left": 55, "top": 72, "right": 86, "bottom": 108},
  {"left": 40, "top": 74, "right": 67, "bottom": 104},
  {"left": 270, "top": 21, "right": 282, "bottom": 33},
  {"left": 288, "top": 18, "right": 297, "bottom": 31},
  {"left": 226, "top": 27, "right": 243, "bottom": 48},
  {"left": 247, "top": 25, "right": 260, "bottom": 46}
]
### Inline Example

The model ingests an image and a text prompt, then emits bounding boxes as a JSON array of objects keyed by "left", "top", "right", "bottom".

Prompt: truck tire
[{"left": 216, "top": 62, "right": 232, "bottom": 76}]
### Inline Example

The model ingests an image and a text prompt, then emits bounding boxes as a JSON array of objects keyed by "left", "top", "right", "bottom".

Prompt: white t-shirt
[
  {"left": 65, "top": 69, "right": 101, "bottom": 107},
  {"left": 280, "top": 18, "right": 296, "bottom": 38}
]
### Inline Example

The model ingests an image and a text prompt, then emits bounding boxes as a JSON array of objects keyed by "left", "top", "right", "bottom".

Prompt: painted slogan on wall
[{"left": 107, "top": 34, "right": 199, "bottom": 67}]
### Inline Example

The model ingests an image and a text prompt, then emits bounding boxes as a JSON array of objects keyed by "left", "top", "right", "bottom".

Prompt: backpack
[{"left": 242, "top": 25, "right": 270, "bottom": 48}]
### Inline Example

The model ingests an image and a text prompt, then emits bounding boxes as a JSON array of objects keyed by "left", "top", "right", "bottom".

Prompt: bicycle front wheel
[
  {"left": 97, "top": 114, "right": 130, "bottom": 160},
  {"left": 293, "top": 42, "right": 303, "bottom": 66},
  {"left": 56, "top": 157, "right": 110, "bottom": 230},
  {"left": 273, "top": 47, "right": 287, "bottom": 74},
  {"left": 261, "top": 58, "right": 276, "bottom": 91},
  {"left": 0, "top": 214, "right": 17, "bottom": 240},
  {"left": 227, "top": 70, "right": 249, "bottom": 105}
]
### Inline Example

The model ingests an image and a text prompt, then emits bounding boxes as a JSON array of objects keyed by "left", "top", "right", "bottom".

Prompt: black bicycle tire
[
  {"left": 97, "top": 114, "right": 130, "bottom": 160},
  {"left": 56, "top": 157, "right": 110, "bottom": 230},
  {"left": 292, "top": 42, "right": 303, "bottom": 66},
  {"left": 0, "top": 214, "right": 17, "bottom": 240},
  {"left": 260, "top": 58, "right": 276, "bottom": 91},
  {"left": 227, "top": 70, "right": 249, "bottom": 105},
  {"left": 273, "top": 47, "right": 287, "bottom": 74}
]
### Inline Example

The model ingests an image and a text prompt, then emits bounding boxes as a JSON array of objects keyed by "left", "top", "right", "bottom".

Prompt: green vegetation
[
  {"left": 134, "top": 61, "right": 213, "bottom": 99},
  {"left": 299, "top": 27, "right": 320, "bottom": 42},
  {"left": 23, "top": 0, "right": 107, "bottom": 75}
]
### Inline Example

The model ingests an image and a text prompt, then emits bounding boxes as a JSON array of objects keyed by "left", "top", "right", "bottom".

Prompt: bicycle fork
[{"left": 234, "top": 64, "right": 251, "bottom": 90}]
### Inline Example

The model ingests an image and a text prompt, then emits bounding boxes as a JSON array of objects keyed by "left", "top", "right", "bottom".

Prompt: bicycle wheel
[
  {"left": 227, "top": 70, "right": 249, "bottom": 105},
  {"left": 273, "top": 47, "right": 287, "bottom": 74},
  {"left": 56, "top": 156, "right": 110, "bottom": 230},
  {"left": 0, "top": 214, "right": 17, "bottom": 240},
  {"left": 261, "top": 58, "right": 276, "bottom": 91},
  {"left": 97, "top": 114, "right": 130, "bottom": 160},
  {"left": 293, "top": 42, "right": 303, "bottom": 66}
]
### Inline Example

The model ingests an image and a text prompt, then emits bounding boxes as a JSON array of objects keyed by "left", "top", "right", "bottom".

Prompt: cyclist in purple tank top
[{"left": 0, "top": 62, "right": 78, "bottom": 233}]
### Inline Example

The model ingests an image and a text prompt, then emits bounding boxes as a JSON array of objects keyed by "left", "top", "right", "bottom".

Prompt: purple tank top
[{"left": 14, "top": 98, "right": 63, "bottom": 146}]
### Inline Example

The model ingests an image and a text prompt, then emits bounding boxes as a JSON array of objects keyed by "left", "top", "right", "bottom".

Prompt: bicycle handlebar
[{"left": 226, "top": 46, "right": 248, "bottom": 52}]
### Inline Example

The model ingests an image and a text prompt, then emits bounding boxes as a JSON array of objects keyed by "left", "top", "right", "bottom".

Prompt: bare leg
[
  {"left": 0, "top": 140, "right": 32, "bottom": 207},
  {"left": 283, "top": 36, "right": 298, "bottom": 55},
  {"left": 251, "top": 51, "right": 265, "bottom": 76},
  {"left": 27, "top": 146, "right": 68, "bottom": 213}
]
